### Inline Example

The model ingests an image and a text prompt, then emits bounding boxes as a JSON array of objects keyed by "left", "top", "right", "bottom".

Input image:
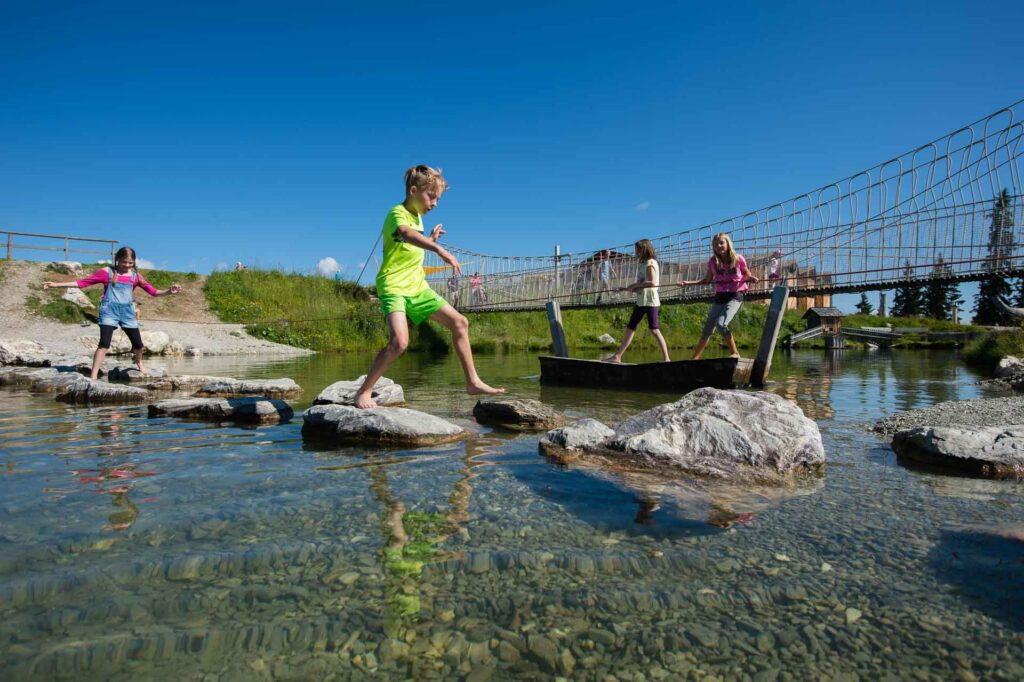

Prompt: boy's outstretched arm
[{"left": 396, "top": 225, "right": 462, "bottom": 274}]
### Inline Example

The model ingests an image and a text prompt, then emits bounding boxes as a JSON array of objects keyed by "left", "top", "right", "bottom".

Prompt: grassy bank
[
  {"left": 203, "top": 270, "right": 816, "bottom": 353},
  {"left": 962, "top": 329, "right": 1024, "bottom": 370}
]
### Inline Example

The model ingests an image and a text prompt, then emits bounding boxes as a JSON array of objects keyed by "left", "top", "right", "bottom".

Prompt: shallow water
[{"left": 1, "top": 349, "right": 1022, "bottom": 680}]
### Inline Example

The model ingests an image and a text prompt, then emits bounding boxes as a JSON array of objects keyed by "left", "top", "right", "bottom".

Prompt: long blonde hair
[
  {"left": 711, "top": 233, "right": 738, "bottom": 269},
  {"left": 634, "top": 239, "right": 656, "bottom": 261}
]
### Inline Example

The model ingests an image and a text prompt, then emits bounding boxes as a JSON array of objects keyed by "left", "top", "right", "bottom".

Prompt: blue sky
[{"left": 2, "top": 0, "right": 1022, "bottom": 311}]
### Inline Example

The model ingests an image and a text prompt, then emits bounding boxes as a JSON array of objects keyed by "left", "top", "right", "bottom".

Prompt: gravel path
[
  {"left": 871, "top": 395, "right": 1024, "bottom": 436},
  {"left": 0, "top": 261, "right": 312, "bottom": 357}
]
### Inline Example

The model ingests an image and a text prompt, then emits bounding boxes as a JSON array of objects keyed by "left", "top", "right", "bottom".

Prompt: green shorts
[{"left": 379, "top": 288, "right": 448, "bottom": 325}]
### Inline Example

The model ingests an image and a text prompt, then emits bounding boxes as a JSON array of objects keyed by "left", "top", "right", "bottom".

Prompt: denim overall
[{"left": 98, "top": 268, "right": 139, "bottom": 329}]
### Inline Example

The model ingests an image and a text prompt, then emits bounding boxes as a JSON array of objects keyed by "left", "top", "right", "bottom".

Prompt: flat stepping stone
[
  {"left": 142, "top": 374, "right": 225, "bottom": 391},
  {"left": 196, "top": 378, "right": 302, "bottom": 398},
  {"left": 108, "top": 365, "right": 167, "bottom": 382},
  {"left": 29, "top": 372, "right": 89, "bottom": 393},
  {"left": 540, "top": 418, "right": 616, "bottom": 461},
  {"left": 56, "top": 379, "right": 151, "bottom": 405},
  {"left": 474, "top": 398, "right": 567, "bottom": 431},
  {"left": 313, "top": 375, "right": 405, "bottom": 406},
  {"left": 892, "top": 426, "right": 1024, "bottom": 479},
  {"left": 0, "top": 339, "right": 51, "bottom": 367},
  {"left": 302, "top": 404, "right": 468, "bottom": 446},
  {"left": 149, "top": 397, "right": 294, "bottom": 424},
  {"left": 0, "top": 367, "right": 61, "bottom": 386}
]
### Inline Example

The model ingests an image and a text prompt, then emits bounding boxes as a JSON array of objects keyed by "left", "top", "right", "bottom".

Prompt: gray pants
[{"left": 702, "top": 295, "right": 743, "bottom": 338}]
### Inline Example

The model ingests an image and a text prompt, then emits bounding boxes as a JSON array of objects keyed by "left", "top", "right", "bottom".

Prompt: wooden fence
[{"left": 2, "top": 230, "right": 118, "bottom": 263}]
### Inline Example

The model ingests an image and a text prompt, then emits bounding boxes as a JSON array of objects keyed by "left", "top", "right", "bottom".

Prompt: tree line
[{"left": 853, "top": 189, "right": 1017, "bottom": 324}]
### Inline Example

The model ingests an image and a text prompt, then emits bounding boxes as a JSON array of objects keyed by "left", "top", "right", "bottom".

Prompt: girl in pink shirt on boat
[
  {"left": 678, "top": 233, "right": 758, "bottom": 359},
  {"left": 44, "top": 246, "right": 182, "bottom": 379}
]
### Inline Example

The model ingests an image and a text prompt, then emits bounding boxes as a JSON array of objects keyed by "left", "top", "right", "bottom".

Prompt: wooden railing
[{"left": 2, "top": 230, "right": 118, "bottom": 263}]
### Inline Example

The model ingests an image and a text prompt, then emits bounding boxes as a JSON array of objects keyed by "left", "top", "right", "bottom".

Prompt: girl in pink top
[
  {"left": 678, "top": 233, "right": 758, "bottom": 359},
  {"left": 44, "top": 246, "right": 182, "bottom": 379}
]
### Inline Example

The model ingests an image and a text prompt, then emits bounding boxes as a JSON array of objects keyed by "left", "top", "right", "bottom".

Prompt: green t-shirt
[{"left": 376, "top": 203, "right": 430, "bottom": 297}]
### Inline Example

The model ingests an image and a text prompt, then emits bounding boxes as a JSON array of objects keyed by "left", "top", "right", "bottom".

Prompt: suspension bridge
[{"left": 423, "top": 100, "right": 1024, "bottom": 312}]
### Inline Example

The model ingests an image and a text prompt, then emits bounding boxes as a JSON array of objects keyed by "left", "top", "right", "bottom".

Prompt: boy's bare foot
[
  {"left": 466, "top": 381, "right": 505, "bottom": 396},
  {"left": 602, "top": 356, "right": 621, "bottom": 363},
  {"left": 729, "top": 353, "right": 741, "bottom": 359},
  {"left": 354, "top": 391, "right": 380, "bottom": 409}
]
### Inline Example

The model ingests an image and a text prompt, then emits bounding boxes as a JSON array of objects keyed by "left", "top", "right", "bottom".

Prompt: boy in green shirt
[{"left": 354, "top": 165, "right": 505, "bottom": 409}]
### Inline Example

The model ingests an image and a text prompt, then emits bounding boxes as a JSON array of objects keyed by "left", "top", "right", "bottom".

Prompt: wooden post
[
  {"left": 751, "top": 285, "right": 789, "bottom": 387},
  {"left": 64, "top": 237, "right": 69, "bottom": 260},
  {"left": 546, "top": 300, "right": 569, "bottom": 357},
  {"left": 5, "top": 233, "right": 11, "bottom": 260},
  {"left": 553, "top": 245, "right": 561, "bottom": 300}
]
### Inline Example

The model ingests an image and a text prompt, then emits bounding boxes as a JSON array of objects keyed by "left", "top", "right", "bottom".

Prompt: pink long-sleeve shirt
[{"left": 76, "top": 269, "right": 159, "bottom": 297}]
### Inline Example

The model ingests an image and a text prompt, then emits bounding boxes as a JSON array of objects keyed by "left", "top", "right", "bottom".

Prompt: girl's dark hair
[
  {"left": 634, "top": 239, "right": 656, "bottom": 261},
  {"left": 114, "top": 246, "right": 137, "bottom": 264}
]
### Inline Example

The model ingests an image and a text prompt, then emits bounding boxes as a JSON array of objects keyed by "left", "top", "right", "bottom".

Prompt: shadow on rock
[{"left": 931, "top": 525, "right": 1024, "bottom": 631}]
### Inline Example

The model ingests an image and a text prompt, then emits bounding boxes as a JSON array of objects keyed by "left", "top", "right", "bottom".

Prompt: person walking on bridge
[{"left": 679, "top": 232, "right": 758, "bottom": 359}]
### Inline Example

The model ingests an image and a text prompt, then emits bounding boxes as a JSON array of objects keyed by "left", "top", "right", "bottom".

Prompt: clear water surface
[{"left": 1, "top": 349, "right": 1022, "bottom": 680}]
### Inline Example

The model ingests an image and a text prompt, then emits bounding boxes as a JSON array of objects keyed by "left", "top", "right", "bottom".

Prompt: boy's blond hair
[{"left": 404, "top": 164, "right": 449, "bottom": 195}]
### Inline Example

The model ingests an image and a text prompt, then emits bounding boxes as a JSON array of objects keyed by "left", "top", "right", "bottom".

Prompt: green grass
[{"left": 962, "top": 327, "right": 1024, "bottom": 370}]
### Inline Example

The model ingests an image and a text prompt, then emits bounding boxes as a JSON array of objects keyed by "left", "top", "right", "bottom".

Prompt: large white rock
[
  {"left": 892, "top": 426, "right": 1024, "bottom": 479},
  {"left": 61, "top": 288, "right": 95, "bottom": 310},
  {"left": 604, "top": 388, "right": 824, "bottom": 479},
  {"left": 56, "top": 379, "right": 151, "bottom": 404},
  {"left": 149, "top": 397, "right": 294, "bottom": 424},
  {"left": 302, "top": 404, "right": 467, "bottom": 446},
  {"left": 996, "top": 356, "right": 1024, "bottom": 379},
  {"left": 313, "top": 376, "right": 404, "bottom": 406},
  {"left": 196, "top": 377, "right": 302, "bottom": 398},
  {"left": 0, "top": 339, "right": 50, "bottom": 366},
  {"left": 49, "top": 261, "right": 83, "bottom": 275}
]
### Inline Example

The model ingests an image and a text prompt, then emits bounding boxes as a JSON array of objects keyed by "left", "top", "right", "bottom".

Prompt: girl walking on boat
[
  {"left": 604, "top": 239, "right": 670, "bottom": 363},
  {"left": 679, "top": 232, "right": 758, "bottom": 359}
]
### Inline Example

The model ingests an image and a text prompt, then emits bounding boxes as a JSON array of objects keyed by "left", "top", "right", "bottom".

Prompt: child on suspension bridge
[
  {"left": 678, "top": 232, "right": 758, "bottom": 359},
  {"left": 43, "top": 246, "right": 182, "bottom": 379},
  {"left": 352, "top": 164, "right": 505, "bottom": 409},
  {"left": 603, "top": 239, "right": 671, "bottom": 364}
]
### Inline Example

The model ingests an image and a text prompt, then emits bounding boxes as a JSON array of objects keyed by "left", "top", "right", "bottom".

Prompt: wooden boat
[{"left": 538, "top": 356, "right": 753, "bottom": 392}]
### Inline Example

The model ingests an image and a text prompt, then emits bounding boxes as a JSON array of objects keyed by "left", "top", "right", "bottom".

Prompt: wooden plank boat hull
[{"left": 539, "top": 356, "right": 753, "bottom": 392}]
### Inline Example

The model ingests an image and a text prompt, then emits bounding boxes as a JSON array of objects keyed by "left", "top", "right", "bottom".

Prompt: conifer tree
[
  {"left": 924, "top": 257, "right": 962, "bottom": 320},
  {"left": 855, "top": 293, "right": 874, "bottom": 315},
  {"left": 974, "top": 189, "right": 1015, "bottom": 324},
  {"left": 891, "top": 260, "right": 924, "bottom": 317}
]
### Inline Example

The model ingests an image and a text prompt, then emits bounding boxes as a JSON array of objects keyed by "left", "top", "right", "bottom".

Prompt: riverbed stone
[
  {"left": 590, "top": 388, "right": 824, "bottom": 480},
  {"left": 56, "top": 379, "right": 151, "bottom": 404},
  {"left": 0, "top": 339, "right": 51, "bottom": 366},
  {"left": 473, "top": 398, "right": 567, "bottom": 431},
  {"left": 196, "top": 378, "right": 302, "bottom": 399},
  {"left": 108, "top": 365, "right": 167, "bottom": 382},
  {"left": 312, "top": 376, "right": 404, "bottom": 407},
  {"left": 891, "top": 426, "right": 1024, "bottom": 478},
  {"left": 148, "top": 397, "right": 294, "bottom": 424},
  {"left": 29, "top": 372, "right": 89, "bottom": 393},
  {"left": 0, "top": 366, "right": 60, "bottom": 385},
  {"left": 302, "top": 404, "right": 468, "bottom": 446}
]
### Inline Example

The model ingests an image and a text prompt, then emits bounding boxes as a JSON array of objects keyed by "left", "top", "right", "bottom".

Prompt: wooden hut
[{"left": 802, "top": 307, "right": 845, "bottom": 349}]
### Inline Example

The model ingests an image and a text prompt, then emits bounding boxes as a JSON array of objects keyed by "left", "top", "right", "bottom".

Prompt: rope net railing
[{"left": 422, "top": 99, "right": 1024, "bottom": 311}]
